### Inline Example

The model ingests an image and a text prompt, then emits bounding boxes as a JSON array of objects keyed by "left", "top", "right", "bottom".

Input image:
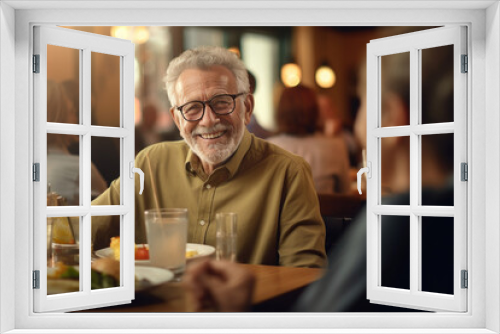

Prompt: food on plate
[
  {"left": 135, "top": 244, "right": 149, "bottom": 260},
  {"left": 91, "top": 258, "right": 120, "bottom": 289},
  {"left": 108, "top": 237, "right": 199, "bottom": 260},
  {"left": 110, "top": 236, "right": 120, "bottom": 260},
  {"left": 186, "top": 248, "right": 198, "bottom": 258},
  {"left": 47, "top": 262, "right": 79, "bottom": 280},
  {"left": 47, "top": 259, "right": 121, "bottom": 291}
]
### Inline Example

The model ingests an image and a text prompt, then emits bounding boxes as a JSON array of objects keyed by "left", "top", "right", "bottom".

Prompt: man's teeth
[{"left": 200, "top": 131, "right": 225, "bottom": 139}]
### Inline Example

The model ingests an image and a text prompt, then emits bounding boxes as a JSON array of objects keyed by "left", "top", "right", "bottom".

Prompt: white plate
[
  {"left": 47, "top": 266, "right": 173, "bottom": 294},
  {"left": 95, "top": 243, "right": 215, "bottom": 266},
  {"left": 135, "top": 266, "right": 174, "bottom": 292}
]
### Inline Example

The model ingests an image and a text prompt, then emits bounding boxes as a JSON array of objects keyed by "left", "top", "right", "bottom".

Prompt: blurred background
[
  {"left": 46, "top": 26, "right": 433, "bottom": 193},
  {"left": 51, "top": 26, "right": 426, "bottom": 144}
]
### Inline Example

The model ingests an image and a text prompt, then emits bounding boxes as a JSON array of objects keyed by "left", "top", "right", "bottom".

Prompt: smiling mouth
[{"left": 198, "top": 131, "right": 226, "bottom": 140}]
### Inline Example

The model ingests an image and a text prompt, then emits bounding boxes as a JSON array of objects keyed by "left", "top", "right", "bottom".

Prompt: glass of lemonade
[
  {"left": 215, "top": 212, "right": 238, "bottom": 262},
  {"left": 144, "top": 208, "right": 188, "bottom": 275}
]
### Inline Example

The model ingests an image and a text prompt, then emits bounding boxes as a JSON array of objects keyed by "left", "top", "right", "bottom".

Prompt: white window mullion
[
  {"left": 80, "top": 47, "right": 92, "bottom": 295},
  {"left": 46, "top": 123, "right": 88, "bottom": 136},
  {"left": 33, "top": 26, "right": 49, "bottom": 305},
  {"left": 121, "top": 49, "right": 135, "bottom": 295},
  {"left": 373, "top": 123, "right": 454, "bottom": 138},
  {"left": 409, "top": 47, "right": 419, "bottom": 294},
  {"left": 453, "top": 26, "right": 468, "bottom": 312},
  {"left": 366, "top": 47, "right": 380, "bottom": 298}
]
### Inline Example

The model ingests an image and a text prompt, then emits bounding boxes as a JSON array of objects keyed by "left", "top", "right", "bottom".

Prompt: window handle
[
  {"left": 357, "top": 161, "right": 371, "bottom": 195},
  {"left": 130, "top": 161, "right": 144, "bottom": 195}
]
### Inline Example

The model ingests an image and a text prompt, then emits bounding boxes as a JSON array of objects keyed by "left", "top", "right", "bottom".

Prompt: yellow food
[
  {"left": 186, "top": 249, "right": 198, "bottom": 258},
  {"left": 51, "top": 217, "right": 75, "bottom": 244},
  {"left": 110, "top": 236, "right": 120, "bottom": 260}
]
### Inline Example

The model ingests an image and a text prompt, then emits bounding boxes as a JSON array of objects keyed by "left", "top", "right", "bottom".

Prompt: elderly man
[{"left": 92, "top": 46, "right": 327, "bottom": 268}]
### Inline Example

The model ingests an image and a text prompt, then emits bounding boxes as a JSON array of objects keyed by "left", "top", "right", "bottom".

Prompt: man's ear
[
  {"left": 243, "top": 94, "right": 255, "bottom": 125},
  {"left": 170, "top": 107, "right": 182, "bottom": 130}
]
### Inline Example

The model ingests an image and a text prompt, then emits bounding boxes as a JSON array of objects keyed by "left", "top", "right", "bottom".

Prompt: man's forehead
[{"left": 175, "top": 66, "right": 237, "bottom": 97}]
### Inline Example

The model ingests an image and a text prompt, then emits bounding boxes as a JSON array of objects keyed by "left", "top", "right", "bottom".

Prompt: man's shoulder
[{"left": 136, "top": 140, "right": 188, "bottom": 162}]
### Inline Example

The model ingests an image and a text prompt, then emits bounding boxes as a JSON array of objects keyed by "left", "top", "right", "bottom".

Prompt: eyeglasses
[{"left": 176, "top": 93, "right": 246, "bottom": 122}]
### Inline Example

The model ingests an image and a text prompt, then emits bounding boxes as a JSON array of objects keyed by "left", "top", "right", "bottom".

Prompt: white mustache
[{"left": 192, "top": 124, "right": 229, "bottom": 136}]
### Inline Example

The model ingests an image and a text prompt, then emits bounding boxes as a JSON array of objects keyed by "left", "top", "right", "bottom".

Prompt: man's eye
[
  {"left": 213, "top": 100, "right": 230, "bottom": 108},
  {"left": 184, "top": 104, "right": 202, "bottom": 114}
]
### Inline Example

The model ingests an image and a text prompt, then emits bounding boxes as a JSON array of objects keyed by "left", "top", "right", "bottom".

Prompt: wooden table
[{"left": 84, "top": 264, "right": 323, "bottom": 313}]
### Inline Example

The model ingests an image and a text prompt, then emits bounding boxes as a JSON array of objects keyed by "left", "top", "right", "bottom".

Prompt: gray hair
[{"left": 165, "top": 46, "right": 250, "bottom": 107}]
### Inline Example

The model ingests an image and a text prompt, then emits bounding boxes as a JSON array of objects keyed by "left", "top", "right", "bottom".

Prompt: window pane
[
  {"left": 381, "top": 215, "right": 410, "bottom": 290},
  {"left": 91, "top": 52, "right": 120, "bottom": 127},
  {"left": 90, "top": 137, "right": 120, "bottom": 201},
  {"left": 47, "top": 216, "right": 80, "bottom": 295},
  {"left": 421, "top": 45, "right": 454, "bottom": 124},
  {"left": 47, "top": 45, "right": 80, "bottom": 125},
  {"left": 381, "top": 52, "right": 410, "bottom": 128},
  {"left": 421, "top": 216, "right": 454, "bottom": 294},
  {"left": 91, "top": 216, "right": 121, "bottom": 290},
  {"left": 421, "top": 134, "right": 454, "bottom": 206},
  {"left": 381, "top": 136, "right": 410, "bottom": 204},
  {"left": 47, "top": 134, "right": 80, "bottom": 206}
]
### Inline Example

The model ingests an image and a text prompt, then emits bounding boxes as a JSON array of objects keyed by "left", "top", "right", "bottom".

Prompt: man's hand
[{"left": 183, "top": 259, "right": 255, "bottom": 312}]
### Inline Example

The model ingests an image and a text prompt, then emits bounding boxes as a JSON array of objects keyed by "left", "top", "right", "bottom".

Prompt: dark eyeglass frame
[{"left": 176, "top": 93, "right": 246, "bottom": 122}]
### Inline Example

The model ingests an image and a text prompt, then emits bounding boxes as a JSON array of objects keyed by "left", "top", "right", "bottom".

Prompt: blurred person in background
[
  {"left": 267, "top": 85, "right": 351, "bottom": 194},
  {"left": 245, "top": 70, "right": 273, "bottom": 139},
  {"left": 63, "top": 79, "right": 121, "bottom": 186},
  {"left": 317, "top": 93, "right": 359, "bottom": 168},
  {"left": 184, "top": 35, "right": 454, "bottom": 312},
  {"left": 47, "top": 80, "right": 107, "bottom": 204},
  {"left": 135, "top": 103, "right": 161, "bottom": 155},
  {"left": 91, "top": 46, "right": 327, "bottom": 268}
]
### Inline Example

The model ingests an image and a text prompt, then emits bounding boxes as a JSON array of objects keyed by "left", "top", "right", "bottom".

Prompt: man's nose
[{"left": 198, "top": 104, "right": 219, "bottom": 126}]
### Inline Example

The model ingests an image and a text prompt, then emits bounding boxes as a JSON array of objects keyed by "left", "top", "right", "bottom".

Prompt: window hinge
[
  {"left": 461, "top": 270, "right": 468, "bottom": 289},
  {"left": 461, "top": 162, "right": 468, "bottom": 181},
  {"left": 33, "top": 54, "right": 40, "bottom": 73},
  {"left": 33, "top": 270, "right": 40, "bottom": 289},
  {"left": 33, "top": 163, "right": 40, "bottom": 182},
  {"left": 461, "top": 54, "right": 468, "bottom": 73}
]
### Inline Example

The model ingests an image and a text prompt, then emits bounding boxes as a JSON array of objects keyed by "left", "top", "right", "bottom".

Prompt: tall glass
[
  {"left": 144, "top": 208, "right": 188, "bottom": 275},
  {"left": 215, "top": 212, "right": 238, "bottom": 262}
]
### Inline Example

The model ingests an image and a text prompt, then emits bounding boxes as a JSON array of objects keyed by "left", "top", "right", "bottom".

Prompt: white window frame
[
  {"left": 0, "top": 1, "right": 498, "bottom": 333},
  {"left": 33, "top": 25, "right": 136, "bottom": 312},
  {"left": 366, "top": 26, "right": 468, "bottom": 312}
]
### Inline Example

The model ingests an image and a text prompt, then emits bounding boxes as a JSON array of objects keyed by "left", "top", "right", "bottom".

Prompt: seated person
[
  {"left": 92, "top": 46, "right": 327, "bottom": 268},
  {"left": 267, "top": 85, "right": 351, "bottom": 194},
  {"left": 47, "top": 80, "right": 107, "bottom": 205}
]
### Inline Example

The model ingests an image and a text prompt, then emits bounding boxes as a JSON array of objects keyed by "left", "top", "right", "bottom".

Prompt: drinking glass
[
  {"left": 215, "top": 212, "right": 237, "bottom": 262},
  {"left": 144, "top": 208, "right": 188, "bottom": 275}
]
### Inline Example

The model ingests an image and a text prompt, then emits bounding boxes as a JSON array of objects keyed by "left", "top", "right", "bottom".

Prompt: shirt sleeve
[
  {"left": 278, "top": 159, "right": 328, "bottom": 268},
  {"left": 91, "top": 179, "right": 121, "bottom": 250}
]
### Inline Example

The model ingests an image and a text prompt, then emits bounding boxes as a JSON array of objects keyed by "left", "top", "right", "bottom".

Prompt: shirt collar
[{"left": 184, "top": 129, "right": 253, "bottom": 180}]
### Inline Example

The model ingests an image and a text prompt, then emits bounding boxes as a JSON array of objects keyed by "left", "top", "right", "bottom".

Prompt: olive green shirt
[{"left": 92, "top": 130, "right": 327, "bottom": 268}]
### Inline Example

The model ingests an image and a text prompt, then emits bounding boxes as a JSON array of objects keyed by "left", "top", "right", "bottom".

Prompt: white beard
[{"left": 182, "top": 121, "right": 245, "bottom": 166}]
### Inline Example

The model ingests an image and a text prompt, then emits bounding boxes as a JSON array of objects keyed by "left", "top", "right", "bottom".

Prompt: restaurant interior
[{"left": 45, "top": 25, "right": 453, "bottom": 312}]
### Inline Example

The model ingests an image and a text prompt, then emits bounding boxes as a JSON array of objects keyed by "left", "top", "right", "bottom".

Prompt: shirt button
[
  {"left": 205, "top": 184, "right": 212, "bottom": 189},
  {"left": 199, "top": 220, "right": 206, "bottom": 226}
]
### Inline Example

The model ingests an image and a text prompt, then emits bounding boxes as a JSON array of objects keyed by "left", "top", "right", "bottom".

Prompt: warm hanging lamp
[
  {"left": 281, "top": 61, "right": 302, "bottom": 88},
  {"left": 315, "top": 61, "right": 336, "bottom": 89}
]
